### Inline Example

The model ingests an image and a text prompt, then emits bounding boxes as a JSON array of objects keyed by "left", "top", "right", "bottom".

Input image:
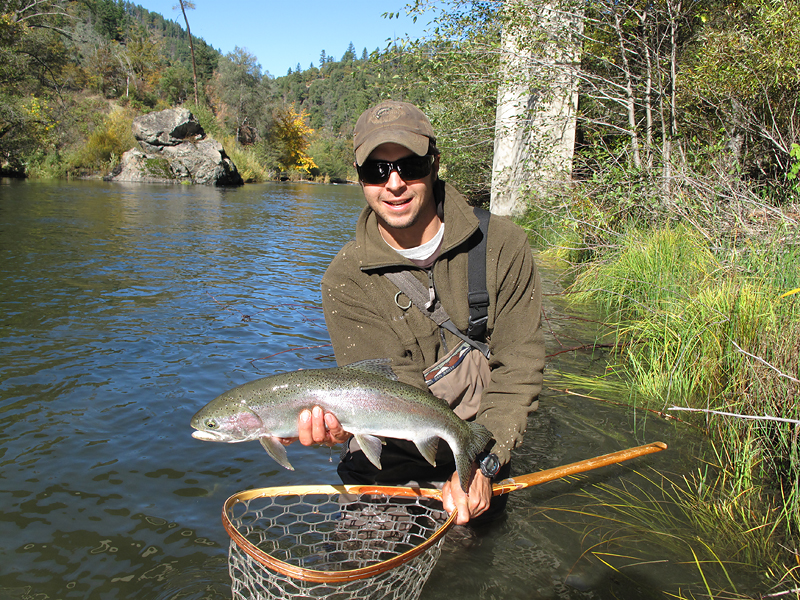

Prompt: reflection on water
[{"left": 0, "top": 179, "right": 722, "bottom": 599}]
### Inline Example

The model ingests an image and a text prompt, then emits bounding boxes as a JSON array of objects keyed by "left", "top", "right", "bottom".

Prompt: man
[{"left": 288, "top": 100, "right": 544, "bottom": 525}]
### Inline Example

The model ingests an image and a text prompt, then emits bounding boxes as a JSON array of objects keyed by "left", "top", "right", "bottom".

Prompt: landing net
[
  {"left": 224, "top": 484, "right": 453, "bottom": 600},
  {"left": 223, "top": 443, "right": 669, "bottom": 600}
]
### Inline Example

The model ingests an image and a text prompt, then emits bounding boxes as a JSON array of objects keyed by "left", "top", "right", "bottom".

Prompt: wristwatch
[{"left": 477, "top": 451, "right": 501, "bottom": 479}]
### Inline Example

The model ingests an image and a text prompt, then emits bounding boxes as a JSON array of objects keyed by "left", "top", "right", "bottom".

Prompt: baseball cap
[{"left": 353, "top": 101, "right": 436, "bottom": 166}]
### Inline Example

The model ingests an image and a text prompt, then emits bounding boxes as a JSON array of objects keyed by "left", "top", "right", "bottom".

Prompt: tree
[
  {"left": 159, "top": 64, "right": 193, "bottom": 104},
  {"left": 307, "top": 129, "right": 354, "bottom": 180},
  {"left": 87, "top": 0, "right": 127, "bottom": 41},
  {"left": 343, "top": 41, "right": 356, "bottom": 62},
  {"left": 270, "top": 106, "right": 318, "bottom": 174},
  {"left": 214, "top": 47, "right": 263, "bottom": 143},
  {"left": 402, "top": 0, "right": 502, "bottom": 203},
  {"left": 174, "top": 0, "right": 198, "bottom": 104},
  {"left": 0, "top": 0, "right": 72, "bottom": 172},
  {"left": 680, "top": 0, "right": 800, "bottom": 193}
]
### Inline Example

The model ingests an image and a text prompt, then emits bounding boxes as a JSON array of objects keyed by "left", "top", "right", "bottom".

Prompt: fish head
[{"left": 190, "top": 392, "right": 266, "bottom": 444}]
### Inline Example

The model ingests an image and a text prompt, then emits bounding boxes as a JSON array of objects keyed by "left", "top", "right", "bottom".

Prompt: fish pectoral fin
[
  {"left": 259, "top": 436, "right": 295, "bottom": 471},
  {"left": 414, "top": 437, "right": 439, "bottom": 467},
  {"left": 355, "top": 434, "right": 384, "bottom": 470}
]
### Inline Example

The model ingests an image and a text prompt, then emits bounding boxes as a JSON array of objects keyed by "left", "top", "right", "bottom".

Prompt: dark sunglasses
[{"left": 357, "top": 155, "right": 434, "bottom": 185}]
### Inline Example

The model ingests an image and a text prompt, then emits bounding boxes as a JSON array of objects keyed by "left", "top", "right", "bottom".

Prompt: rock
[
  {"left": 133, "top": 108, "right": 203, "bottom": 147},
  {"left": 105, "top": 108, "right": 243, "bottom": 186}
]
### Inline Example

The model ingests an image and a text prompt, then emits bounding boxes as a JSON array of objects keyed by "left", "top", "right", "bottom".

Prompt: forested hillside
[
  {"left": 0, "top": 0, "right": 427, "bottom": 184},
  {"left": 2, "top": 0, "right": 798, "bottom": 209}
]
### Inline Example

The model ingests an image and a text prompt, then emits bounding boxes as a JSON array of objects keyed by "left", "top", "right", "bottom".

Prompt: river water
[{"left": 0, "top": 179, "right": 736, "bottom": 599}]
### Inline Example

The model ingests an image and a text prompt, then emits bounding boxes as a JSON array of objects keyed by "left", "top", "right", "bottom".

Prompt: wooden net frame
[{"left": 223, "top": 442, "right": 667, "bottom": 599}]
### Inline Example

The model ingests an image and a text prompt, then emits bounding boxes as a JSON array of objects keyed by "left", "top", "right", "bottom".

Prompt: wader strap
[
  {"left": 467, "top": 207, "right": 490, "bottom": 341},
  {"left": 385, "top": 270, "right": 490, "bottom": 357},
  {"left": 384, "top": 206, "right": 492, "bottom": 359},
  {"left": 385, "top": 270, "right": 450, "bottom": 327}
]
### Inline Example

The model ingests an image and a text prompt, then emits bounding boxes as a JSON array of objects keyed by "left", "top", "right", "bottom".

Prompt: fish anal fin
[
  {"left": 260, "top": 436, "right": 295, "bottom": 471},
  {"left": 355, "top": 434, "right": 384, "bottom": 470},
  {"left": 414, "top": 436, "right": 439, "bottom": 467}
]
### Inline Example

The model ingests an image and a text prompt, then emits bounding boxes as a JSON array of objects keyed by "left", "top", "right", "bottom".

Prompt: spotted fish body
[{"left": 190, "top": 359, "right": 492, "bottom": 491}]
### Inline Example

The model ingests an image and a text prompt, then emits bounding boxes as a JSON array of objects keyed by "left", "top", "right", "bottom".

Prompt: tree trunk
[
  {"left": 490, "top": 0, "right": 584, "bottom": 216},
  {"left": 614, "top": 9, "right": 642, "bottom": 169},
  {"left": 178, "top": 0, "right": 199, "bottom": 105}
]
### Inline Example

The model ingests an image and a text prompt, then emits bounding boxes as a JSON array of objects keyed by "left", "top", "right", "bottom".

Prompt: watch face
[{"left": 481, "top": 453, "right": 500, "bottom": 478}]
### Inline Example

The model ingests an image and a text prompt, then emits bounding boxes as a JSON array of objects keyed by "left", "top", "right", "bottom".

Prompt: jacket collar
[{"left": 355, "top": 180, "right": 480, "bottom": 271}]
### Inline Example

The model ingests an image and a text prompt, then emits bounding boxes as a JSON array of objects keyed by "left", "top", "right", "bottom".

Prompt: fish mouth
[{"left": 191, "top": 430, "right": 225, "bottom": 442}]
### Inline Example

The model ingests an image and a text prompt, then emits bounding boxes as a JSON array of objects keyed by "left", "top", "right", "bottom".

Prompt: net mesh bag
[
  {"left": 224, "top": 485, "right": 453, "bottom": 600},
  {"left": 222, "top": 443, "right": 669, "bottom": 599}
]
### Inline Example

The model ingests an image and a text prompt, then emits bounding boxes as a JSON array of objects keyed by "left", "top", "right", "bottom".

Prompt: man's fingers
[
  {"left": 297, "top": 409, "right": 313, "bottom": 446},
  {"left": 441, "top": 469, "right": 493, "bottom": 525},
  {"left": 311, "top": 406, "right": 328, "bottom": 443},
  {"left": 324, "top": 412, "right": 348, "bottom": 444},
  {"left": 443, "top": 482, "right": 471, "bottom": 525},
  {"left": 297, "top": 407, "right": 348, "bottom": 447}
]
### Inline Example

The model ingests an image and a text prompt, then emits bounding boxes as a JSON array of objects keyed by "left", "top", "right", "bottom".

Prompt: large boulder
[{"left": 105, "top": 108, "right": 243, "bottom": 186}]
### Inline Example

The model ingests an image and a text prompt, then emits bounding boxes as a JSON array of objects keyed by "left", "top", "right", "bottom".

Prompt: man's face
[{"left": 359, "top": 142, "right": 440, "bottom": 249}]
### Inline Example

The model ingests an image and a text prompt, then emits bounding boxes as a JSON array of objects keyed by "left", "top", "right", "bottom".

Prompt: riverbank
[{"left": 520, "top": 184, "right": 800, "bottom": 597}]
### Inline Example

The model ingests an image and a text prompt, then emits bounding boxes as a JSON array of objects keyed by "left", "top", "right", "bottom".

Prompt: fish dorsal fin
[{"left": 342, "top": 358, "right": 398, "bottom": 381}]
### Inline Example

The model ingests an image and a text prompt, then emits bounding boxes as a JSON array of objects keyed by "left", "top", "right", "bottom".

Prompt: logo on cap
[{"left": 369, "top": 105, "right": 404, "bottom": 124}]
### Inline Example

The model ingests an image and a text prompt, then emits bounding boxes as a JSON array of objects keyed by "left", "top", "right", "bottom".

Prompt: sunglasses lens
[
  {"left": 398, "top": 156, "right": 434, "bottom": 180},
  {"left": 358, "top": 161, "right": 391, "bottom": 184},
  {"left": 359, "top": 156, "right": 433, "bottom": 184}
]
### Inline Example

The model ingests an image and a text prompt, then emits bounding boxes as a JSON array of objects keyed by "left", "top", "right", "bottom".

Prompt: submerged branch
[
  {"left": 546, "top": 342, "right": 617, "bottom": 358},
  {"left": 763, "top": 589, "right": 800, "bottom": 598}
]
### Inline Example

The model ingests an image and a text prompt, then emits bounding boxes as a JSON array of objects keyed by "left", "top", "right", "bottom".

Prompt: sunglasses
[{"left": 357, "top": 155, "right": 435, "bottom": 185}]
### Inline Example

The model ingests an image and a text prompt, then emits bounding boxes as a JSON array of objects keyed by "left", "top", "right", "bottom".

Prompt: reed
[
  {"left": 537, "top": 465, "right": 794, "bottom": 598},
  {"left": 548, "top": 223, "right": 800, "bottom": 594}
]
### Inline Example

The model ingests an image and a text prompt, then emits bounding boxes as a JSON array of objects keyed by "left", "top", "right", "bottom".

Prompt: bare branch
[{"left": 668, "top": 406, "right": 800, "bottom": 425}]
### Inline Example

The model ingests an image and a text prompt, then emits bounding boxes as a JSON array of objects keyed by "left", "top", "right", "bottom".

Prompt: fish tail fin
[{"left": 455, "top": 421, "right": 493, "bottom": 492}]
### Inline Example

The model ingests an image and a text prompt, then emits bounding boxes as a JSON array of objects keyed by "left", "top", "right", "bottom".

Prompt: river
[{"left": 0, "top": 179, "right": 730, "bottom": 599}]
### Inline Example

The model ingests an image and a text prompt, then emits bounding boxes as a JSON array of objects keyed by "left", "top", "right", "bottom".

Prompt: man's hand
[
  {"left": 277, "top": 406, "right": 349, "bottom": 447},
  {"left": 441, "top": 463, "right": 493, "bottom": 525}
]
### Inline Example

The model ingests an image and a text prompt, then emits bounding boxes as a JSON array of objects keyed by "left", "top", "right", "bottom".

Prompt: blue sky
[{"left": 134, "top": 0, "right": 433, "bottom": 77}]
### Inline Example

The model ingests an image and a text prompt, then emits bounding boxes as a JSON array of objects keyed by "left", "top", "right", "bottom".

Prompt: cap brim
[{"left": 354, "top": 130, "right": 430, "bottom": 165}]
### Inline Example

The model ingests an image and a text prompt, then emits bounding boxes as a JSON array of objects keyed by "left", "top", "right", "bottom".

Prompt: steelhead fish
[{"left": 190, "top": 359, "right": 493, "bottom": 491}]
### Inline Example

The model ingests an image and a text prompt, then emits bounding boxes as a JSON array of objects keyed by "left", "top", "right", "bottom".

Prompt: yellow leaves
[
  {"left": 273, "top": 107, "right": 318, "bottom": 173},
  {"left": 22, "top": 96, "right": 57, "bottom": 145},
  {"left": 0, "top": 12, "right": 27, "bottom": 44}
]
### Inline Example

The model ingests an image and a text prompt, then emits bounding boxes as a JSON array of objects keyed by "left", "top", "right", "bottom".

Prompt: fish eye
[{"left": 205, "top": 418, "right": 218, "bottom": 429}]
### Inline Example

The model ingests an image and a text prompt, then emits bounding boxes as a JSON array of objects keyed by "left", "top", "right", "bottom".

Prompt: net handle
[
  {"left": 223, "top": 441, "right": 667, "bottom": 583},
  {"left": 491, "top": 441, "right": 668, "bottom": 496}
]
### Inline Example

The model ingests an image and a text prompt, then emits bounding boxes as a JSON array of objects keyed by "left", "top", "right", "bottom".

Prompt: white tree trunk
[{"left": 491, "top": 0, "right": 583, "bottom": 216}]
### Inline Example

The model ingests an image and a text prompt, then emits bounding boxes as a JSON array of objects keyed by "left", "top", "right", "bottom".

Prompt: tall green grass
[
  {"left": 542, "top": 222, "right": 800, "bottom": 595},
  {"left": 569, "top": 225, "right": 800, "bottom": 525}
]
